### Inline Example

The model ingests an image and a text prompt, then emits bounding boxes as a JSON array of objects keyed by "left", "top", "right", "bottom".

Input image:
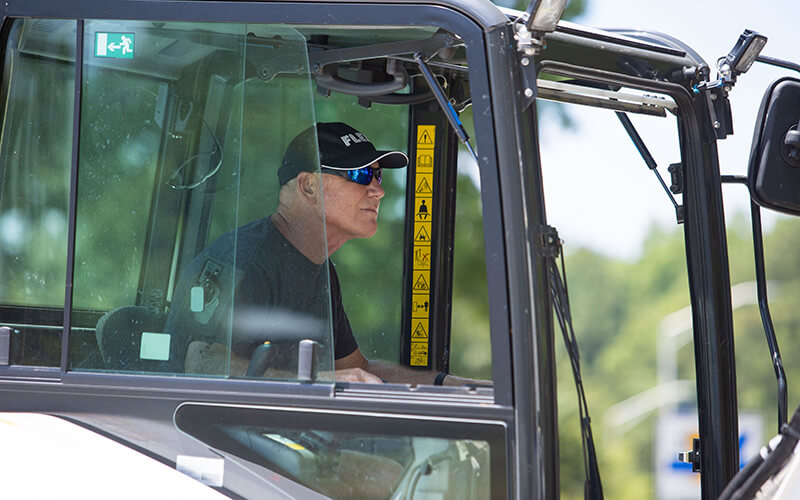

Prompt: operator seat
[{"left": 95, "top": 306, "right": 182, "bottom": 372}]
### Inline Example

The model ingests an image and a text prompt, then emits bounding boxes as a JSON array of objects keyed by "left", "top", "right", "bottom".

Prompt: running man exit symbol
[{"left": 95, "top": 33, "right": 135, "bottom": 58}]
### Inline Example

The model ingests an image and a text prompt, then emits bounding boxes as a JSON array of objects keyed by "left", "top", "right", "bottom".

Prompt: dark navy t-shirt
[{"left": 166, "top": 217, "right": 358, "bottom": 364}]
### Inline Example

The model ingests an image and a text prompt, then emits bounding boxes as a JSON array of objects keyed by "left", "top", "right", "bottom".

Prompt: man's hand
[{"left": 334, "top": 367, "right": 384, "bottom": 384}]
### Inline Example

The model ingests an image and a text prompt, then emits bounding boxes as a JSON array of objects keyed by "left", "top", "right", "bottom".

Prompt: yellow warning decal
[
  {"left": 415, "top": 174, "right": 433, "bottom": 194},
  {"left": 411, "top": 293, "right": 430, "bottom": 318},
  {"left": 410, "top": 125, "right": 435, "bottom": 366},
  {"left": 411, "top": 319, "right": 429, "bottom": 339},
  {"left": 414, "top": 198, "right": 430, "bottom": 222},
  {"left": 414, "top": 223, "right": 431, "bottom": 243},
  {"left": 412, "top": 271, "right": 430, "bottom": 292},
  {"left": 417, "top": 128, "right": 434, "bottom": 145},
  {"left": 413, "top": 247, "right": 431, "bottom": 270},
  {"left": 416, "top": 153, "right": 434, "bottom": 172},
  {"left": 410, "top": 342, "right": 429, "bottom": 366}
]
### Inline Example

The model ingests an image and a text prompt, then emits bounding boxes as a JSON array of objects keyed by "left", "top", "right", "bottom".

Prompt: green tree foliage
[
  {"left": 450, "top": 174, "right": 492, "bottom": 379},
  {"left": 552, "top": 215, "right": 800, "bottom": 499},
  {"left": 555, "top": 227, "right": 688, "bottom": 499},
  {"left": 0, "top": 53, "right": 74, "bottom": 308}
]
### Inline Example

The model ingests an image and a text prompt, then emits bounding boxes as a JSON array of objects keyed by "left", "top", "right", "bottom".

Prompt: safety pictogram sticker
[
  {"left": 414, "top": 223, "right": 431, "bottom": 243},
  {"left": 412, "top": 271, "right": 430, "bottom": 292},
  {"left": 411, "top": 293, "right": 430, "bottom": 317},
  {"left": 416, "top": 175, "right": 433, "bottom": 194},
  {"left": 413, "top": 247, "right": 431, "bottom": 270},
  {"left": 411, "top": 319, "right": 429, "bottom": 339},
  {"left": 408, "top": 124, "right": 436, "bottom": 368},
  {"left": 410, "top": 342, "right": 429, "bottom": 366},
  {"left": 417, "top": 128, "right": 435, "bottom": 146},
  {"left": 415, "top": 199, "right": 430, "bottom": 221},
  {"left": 416, "top": 153, "right": 434, "bottom": 172}
]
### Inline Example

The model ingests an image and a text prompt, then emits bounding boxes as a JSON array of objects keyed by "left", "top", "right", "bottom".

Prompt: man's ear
[{"left": 296, "top": 172, "right": 320, "bottom": 202}]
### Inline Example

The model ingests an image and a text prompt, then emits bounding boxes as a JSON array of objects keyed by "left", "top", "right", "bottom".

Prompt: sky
[{"left": 534, "top": 0, "right": 799, "bottom": 259}]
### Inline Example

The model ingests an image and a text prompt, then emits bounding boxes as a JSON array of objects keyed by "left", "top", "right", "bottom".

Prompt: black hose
[
  {"left": 718, "top": 452, "right": 765, "bottom": 500},
  {"left": 724, "top": 405, "right": 800, "bottom": 499}
]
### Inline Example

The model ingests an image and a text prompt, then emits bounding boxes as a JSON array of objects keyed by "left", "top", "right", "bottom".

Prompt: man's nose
[{"left": 367, "top": 177, "right": 385, "bottom": 199}]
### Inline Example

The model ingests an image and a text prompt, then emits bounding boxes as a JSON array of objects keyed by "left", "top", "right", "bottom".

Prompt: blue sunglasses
[{"left": 321, "top": 165, "right": 382, "bottom": 186}]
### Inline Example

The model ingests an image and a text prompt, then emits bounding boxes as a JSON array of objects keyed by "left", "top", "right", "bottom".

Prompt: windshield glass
[{"left": 65, "top": 20, "right": 332, "bottom": 380}]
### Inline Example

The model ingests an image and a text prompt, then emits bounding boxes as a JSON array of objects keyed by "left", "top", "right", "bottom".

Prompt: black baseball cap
[{"left": 278, "top": 122, "right": 409, "bottom": 186}]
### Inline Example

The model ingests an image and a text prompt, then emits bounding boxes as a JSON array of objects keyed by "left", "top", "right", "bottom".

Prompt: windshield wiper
[{"left": 543, "top": 225, "right": 604, "bottom": 500}]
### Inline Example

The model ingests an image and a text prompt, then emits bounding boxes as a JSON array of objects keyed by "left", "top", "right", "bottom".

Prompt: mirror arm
[
  {"left": 750, "top": 200, "right": 789, "bottom": 431},
  {"left": 720, "top": 175, "right": 789, "bottom": 431},
  {"left": 755, "top": 55, "right": 800, "bottom": 75}
]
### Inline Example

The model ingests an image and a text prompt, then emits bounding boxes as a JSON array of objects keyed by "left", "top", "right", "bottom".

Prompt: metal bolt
[
  {"left": 521, "top": 57, "right": 530, "bottom": 66},
  {"left": 524, "top": 88, "right": 534, "bottom": 98},
  {"left": 713, "top": 121, "right": 721, "bottom": 129},
  {"left": 710, "top": 93, "right": 717, "bottom": 100}
]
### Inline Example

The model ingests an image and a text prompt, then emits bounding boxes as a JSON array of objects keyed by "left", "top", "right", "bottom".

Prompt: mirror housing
[{"left": 748, "top": 77, "right": 800, "bottom": 215}]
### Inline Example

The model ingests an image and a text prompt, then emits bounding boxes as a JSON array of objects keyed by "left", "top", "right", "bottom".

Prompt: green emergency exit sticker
[{"left": 95, "top": 32, "right": 134, "bottom": 59}]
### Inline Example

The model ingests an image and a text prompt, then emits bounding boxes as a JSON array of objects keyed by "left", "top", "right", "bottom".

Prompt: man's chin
[{"left": 359, "top": 222, "right": 379, "bottom": 239}]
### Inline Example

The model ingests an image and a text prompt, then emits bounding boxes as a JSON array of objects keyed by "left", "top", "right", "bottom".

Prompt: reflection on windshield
[{"left": 217, "top": 425, "right": 491, "bottom": 499}]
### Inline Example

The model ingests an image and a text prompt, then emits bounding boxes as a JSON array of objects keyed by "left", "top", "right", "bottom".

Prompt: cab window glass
[
  {"left": 176, "top": 405, "right": 505, "bottom": 499},
  {"left": 308, "top": 43, "right": 494, "bottom": 384},
  {"left": 228, "top": 430, "right": 491, "bottom": 499},
  {"left": 538, "top": 95, "right": 688, "bottom": 497},
  {"left": 0, "top": 19, "right": 75, "bottom": 366},
  {"left": 68, "top": 21, "right": 332, "bottom": 381},
  {"left": 450, "top": 146, "right": 491, "bottom": 380},
  {"left": 313, "top": 91, "right": 409, "bottom": 363},
  {"left": 302, "top": 32, "right": 493, "bottom": 385}
]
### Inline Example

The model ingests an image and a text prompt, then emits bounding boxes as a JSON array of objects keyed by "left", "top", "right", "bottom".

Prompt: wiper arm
[{"left": 544, "top": 225, "right": 604, "bottom": 500}]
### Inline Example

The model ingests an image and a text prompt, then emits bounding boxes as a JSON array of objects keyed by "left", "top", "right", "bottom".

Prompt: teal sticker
[
  {"left": 190, "top": 286, "right": 204, "bottom": 312},
  {"left": 140, "top": 332, "right": 170, "bottom": 361},
  {"left": 95, "top": 32, "right": 134, "bottom": 59}
]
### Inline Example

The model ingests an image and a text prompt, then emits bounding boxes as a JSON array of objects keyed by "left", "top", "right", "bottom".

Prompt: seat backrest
[{"left": 95, "top": 306, "right": 177, "bottom": 372}]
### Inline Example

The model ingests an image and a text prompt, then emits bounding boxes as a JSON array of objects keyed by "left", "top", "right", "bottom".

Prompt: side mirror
[{"left": 748, "top": 77, "right": 800, "bottom": 215}]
